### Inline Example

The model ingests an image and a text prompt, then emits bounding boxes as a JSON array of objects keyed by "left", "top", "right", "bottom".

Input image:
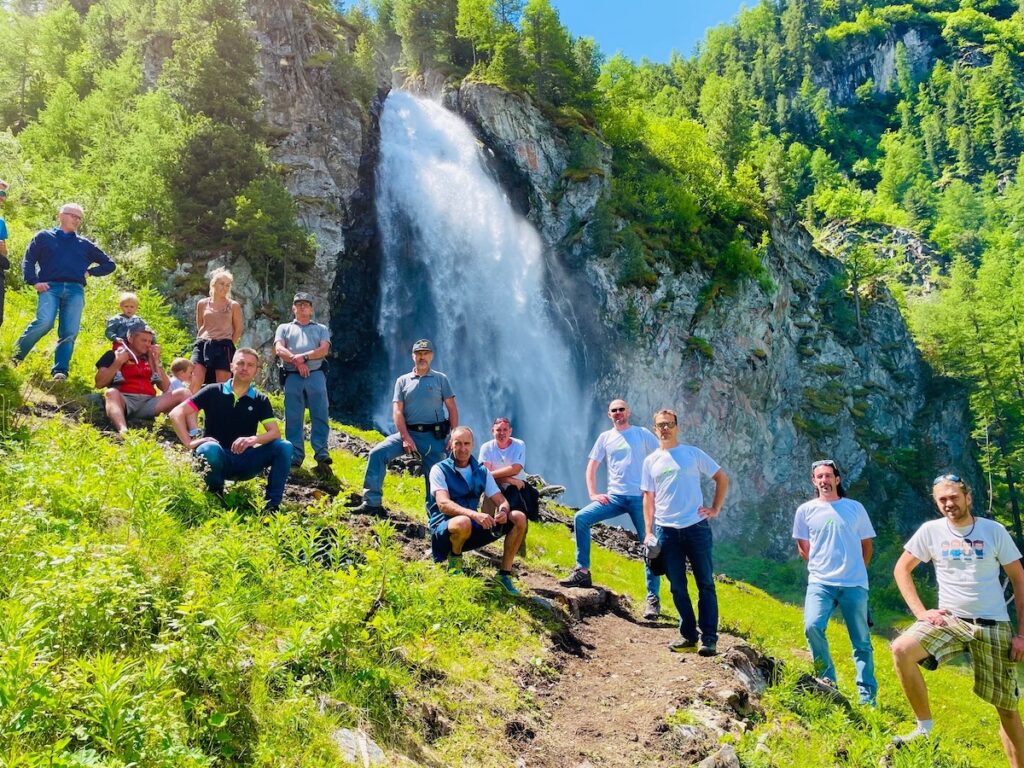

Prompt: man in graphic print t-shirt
[
  {"left": 889, "top": 474, "right": 1024, "bottom": 764},
  {"left": 793, "top": 459, "right": 877, "bottom": 705},
  {"left": 559, "top": 398, "right": 663, "bottom": 620}
]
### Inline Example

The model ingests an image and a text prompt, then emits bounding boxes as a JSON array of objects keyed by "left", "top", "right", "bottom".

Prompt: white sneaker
[
  {"left": 52, "top": 372, "right": 67, "bottom": 381},
  {"left": 891, "top": 728, "right": 930, "bottom": 747}
]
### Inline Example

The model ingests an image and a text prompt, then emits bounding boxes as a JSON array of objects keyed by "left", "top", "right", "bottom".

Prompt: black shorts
[{"left": 190, "top": 338, "right": 235, "bottom": 372}]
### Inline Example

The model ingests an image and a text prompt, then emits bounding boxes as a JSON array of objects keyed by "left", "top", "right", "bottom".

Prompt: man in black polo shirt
[{"left": 169, "top": 347, "right": 293, "bottom": 510}]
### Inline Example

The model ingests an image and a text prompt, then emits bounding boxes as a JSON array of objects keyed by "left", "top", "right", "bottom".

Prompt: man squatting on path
[
  {"left": 793, "top": 459, "right": 877, "bottom": 706},
  {"left": 355, "top": 339, "right": 457, "bottom": 516},
  {"left": 890, "top": 474, "right": 1024, "bottom": 766},
  {"left": 642, "top": 409, "right": 728, "bottom": 657},
  {"left": 428, "top": 426, "right": 527, "bottom": 595},
  {"left": 560, "top": 399, "right": 663, "bottom": 620}
]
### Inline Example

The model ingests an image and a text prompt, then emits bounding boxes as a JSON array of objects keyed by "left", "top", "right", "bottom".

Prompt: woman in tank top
[{"left": 189, "top": 268, "right": 243, "bottom": 392}]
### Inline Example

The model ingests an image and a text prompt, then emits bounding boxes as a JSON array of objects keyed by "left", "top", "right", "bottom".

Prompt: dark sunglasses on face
[
  {"left": 654, "top": 422, "right": 676, "bottom": 430},
  {"left": 610, "top": 407, "right": 626, "bottom": 413}
]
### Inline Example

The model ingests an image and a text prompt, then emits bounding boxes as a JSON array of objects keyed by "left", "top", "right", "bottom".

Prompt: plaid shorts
[{"left": 903, "top": 616, "right": 1020, "bottom": 710}]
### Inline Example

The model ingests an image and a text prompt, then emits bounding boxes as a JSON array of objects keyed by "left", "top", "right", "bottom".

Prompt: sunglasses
[
  {"left": 654, "top": 422, "right": 677, "bottom": 430},
  {"left": 609, "top": 407, "right": 626, "bottom": 413},
  {"left": 933, "top": 473, "right": 964, "bottom": 486}
]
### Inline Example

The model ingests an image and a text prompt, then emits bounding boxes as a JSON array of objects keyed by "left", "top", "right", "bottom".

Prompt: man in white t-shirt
[
  {"left": 890, "top": 474, "right": 1024, "bottom": 762},
  {"left": 793, "top": 459, "right": 877, "bottom": 705},
  {"left": 479, "top": 417, "right": 539, "bottom": 519},
  {"left": 428, "top": 426, "right": 528, "bottom": 595},
  {"left": 559, "top": 399, "right": 663, "bottom": 620},
  {"left": 641, "top": 409, "right": 728, "bottom": 656}
]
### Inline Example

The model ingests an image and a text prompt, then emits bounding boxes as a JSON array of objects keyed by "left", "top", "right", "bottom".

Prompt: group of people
[
  {"left": 5, "top": 202, "right": 1024, "bottom": 764},
  {"left": 5, "top": 202, "right": 335, "bottom": 511}
]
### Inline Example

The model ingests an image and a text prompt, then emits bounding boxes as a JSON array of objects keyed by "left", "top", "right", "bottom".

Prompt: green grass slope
[{"left": 0, "top": 282, "right": 1011, "bottom": 767}]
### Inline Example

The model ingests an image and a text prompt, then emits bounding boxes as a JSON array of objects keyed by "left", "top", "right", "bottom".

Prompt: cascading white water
[{"left": 375, "top": 90, "right": 589, "bottom": 502}]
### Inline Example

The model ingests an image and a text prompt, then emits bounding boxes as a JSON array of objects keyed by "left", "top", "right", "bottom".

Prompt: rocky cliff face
[
  {"left": 456, "top": 82, "right": 975, "bottom": 552},
  {"left": 814, "top": 27, "right": 937, "bottom": 105},
  {"left": 233, "top": 12, "right": 974, "bottom": 549}
]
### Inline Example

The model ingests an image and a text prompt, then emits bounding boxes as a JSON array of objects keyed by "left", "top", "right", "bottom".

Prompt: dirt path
[{"left": 514, "top": 574, "right": 752, "bottom": 768}]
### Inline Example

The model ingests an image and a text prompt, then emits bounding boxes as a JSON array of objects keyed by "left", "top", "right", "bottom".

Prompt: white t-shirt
[
  {"left": 429, "top": 463, "right": 500, "bottom": 499},
  {"left": 589, "top": 425, "right": 660, "bottom": 496},
  {"left": 640, "top": 444, "right": 721, "bottom": 529},
  {"left": 170, "top": 378, "right": 188, "bottom": 392},
  {"left": 478, "top": 438, "right": 527, "bottom": 481},
  {"left": 792, "top": 497, "right": 876, "bottom": 588},
  {"left": 905, "top": 517, "right": 1022, "bottom": 621}
]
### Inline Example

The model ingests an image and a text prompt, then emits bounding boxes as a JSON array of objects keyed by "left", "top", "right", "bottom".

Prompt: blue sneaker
[{"left": 495, "top": 572, "right": 520, "bottom": 595}]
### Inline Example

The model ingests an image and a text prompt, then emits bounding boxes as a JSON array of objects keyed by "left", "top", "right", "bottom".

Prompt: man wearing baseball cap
[
  {"left": 273, "top": 292, "right": 333, "bottom": 473},
  {"left": 354, "top": 338, "right": 458, "bottom": 516}
]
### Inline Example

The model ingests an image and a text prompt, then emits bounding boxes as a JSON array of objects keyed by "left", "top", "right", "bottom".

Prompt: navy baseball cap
[{"left": 412, "top": 339, "right": 433, "bottom": 352}]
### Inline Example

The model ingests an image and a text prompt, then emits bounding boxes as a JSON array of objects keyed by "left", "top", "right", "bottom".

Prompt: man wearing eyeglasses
[
  {"left": 559, "top": 398, "right": 663, "bottom": 621},
  {"left": 13, "top": 202, "right": 115, "bottom": 380},
  {"left": 641, "top": 409, "right": 728, "bottom": 656},
  {"left": 889, "top": 474, "right": 1024, "bottom": 761},
  {"left": 793, "top": 459, "right": 877, "bottom": 706}
]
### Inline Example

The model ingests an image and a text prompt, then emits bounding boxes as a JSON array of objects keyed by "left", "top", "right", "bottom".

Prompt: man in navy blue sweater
[{"left": 14, "top": 203, "right": 115, "bottom": 380}]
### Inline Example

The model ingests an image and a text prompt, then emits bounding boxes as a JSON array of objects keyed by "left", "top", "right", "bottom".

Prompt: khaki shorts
[
  {"left": 902, "top": 616, "right": 1020, "bottom": 710},
  {"left": 122, "top": 393, "right": 159, "bottom": 420}
]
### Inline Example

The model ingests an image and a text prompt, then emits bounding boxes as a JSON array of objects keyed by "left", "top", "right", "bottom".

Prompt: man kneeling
[{"left": 429, "top": 426, "right": 527, "bottom": 594}]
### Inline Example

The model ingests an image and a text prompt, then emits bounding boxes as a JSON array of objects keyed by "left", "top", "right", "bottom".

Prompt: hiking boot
[
  {"left": 314, "top": 453, "right": 333, "bottom": 466},
  {"left": 51, "top": 372, "right": 67, "bottom": 381},
  {"left": 669, "top": 637, "right": 698, "bottom": 653},
  {"left": 558, "top": 567, "right": 592, "bottom": 588},
  {"left": 495, "top": 572, "right": 520, "bottom": 596},
  {"left": 698, "top": 642, "right": 717, "bottom": 657},
  {"left": 447, "top": 555, "right": 463, "bottom": 574},
  {"left": 351, "top": 501, "right": 385, "bottom": 517},
  {"left": 643, "top": 594, "right": 660, "bottom": 620}
]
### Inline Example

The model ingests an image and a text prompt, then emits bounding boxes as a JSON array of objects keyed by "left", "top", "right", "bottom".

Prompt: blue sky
[{"left": 551, "top": 0, "right": 751, "bottom": 63}]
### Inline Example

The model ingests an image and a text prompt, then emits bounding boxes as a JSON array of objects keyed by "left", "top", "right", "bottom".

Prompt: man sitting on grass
[
  {"left": 169, "top": 347, "right": 292, "bottom": 512},
  {"left": 428, "top": 425, "right": 527, "bottom": 594}
]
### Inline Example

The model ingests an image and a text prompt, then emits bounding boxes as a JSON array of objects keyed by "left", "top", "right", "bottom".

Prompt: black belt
[
  {"left": 961, "top": 617, "right": 1001, "bottom": 627},
  {"left": 408, "top": 422, "right": 446, "bottom": 433}
]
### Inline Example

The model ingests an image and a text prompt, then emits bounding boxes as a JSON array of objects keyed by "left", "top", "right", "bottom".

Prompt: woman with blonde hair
[{"left": 189, "top": 268, "right": 243, "bottom": 392}]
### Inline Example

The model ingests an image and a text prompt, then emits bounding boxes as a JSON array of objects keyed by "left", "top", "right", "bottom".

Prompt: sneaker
[
  {"left": 643, "top": 594, "right": 660, "bottom": 620},
  {"left": 495, "top": 572, "right": 520, "bottom": 595},
  {"left": 669, "top": 638, "right": 698, "bottom": 653},
  {"left": 447, "top": 555, "right": 463, "bottom": 574},
  {"left": 698, "top": 642, "right": 717, "bottom": 657},
  {"left": 52, "top": 372, "right": 67, "bottom": 381},
  {"left": 351, "top": 501, "right": 385, "bottom": 517},
  {"left": 890, "top": 728, "right": 930, "bottom": 747},
  {"left": 558, "top": 567, "right": 592, "bottom": 588}
]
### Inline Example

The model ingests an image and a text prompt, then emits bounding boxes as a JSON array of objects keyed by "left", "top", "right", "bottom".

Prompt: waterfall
[{"left": 374, "top": 91, "right": 589, "bottom": 503}]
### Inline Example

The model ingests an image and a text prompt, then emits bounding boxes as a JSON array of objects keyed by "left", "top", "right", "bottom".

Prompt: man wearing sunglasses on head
[
  {"left": 793, "top": 459, "right": 877, "bottom": 706},
  {"left": 559, "top": 398, "right": 663, "bottom": 620},
  {"left": 641, "top": 409, "right": 728, "bottom": 656},
  {"left": 889, "top": 474, "right": 1024, "bottom": 763}
]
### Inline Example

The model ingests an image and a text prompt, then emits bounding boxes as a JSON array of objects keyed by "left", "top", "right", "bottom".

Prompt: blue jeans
[
  {"left": 574, "top": 495, "right": 660, "bottom": 598},
  {"left": 283, "top": 369, "right": 330, "bottom": 464},
  {"left": 362, "top": 430, "right": 447, "bottom": 507},
  {"left": 804, "top": 582, "right": 877, "bottom": 704},
  {"left": 15, "top": 282, "right": 85, "bottom": 375},
  {"left": 195, "top": 440, "right": 293, "bottom": 506},
  {"left": 659, "top": 521, "right": 717, "bottom": 644}
]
